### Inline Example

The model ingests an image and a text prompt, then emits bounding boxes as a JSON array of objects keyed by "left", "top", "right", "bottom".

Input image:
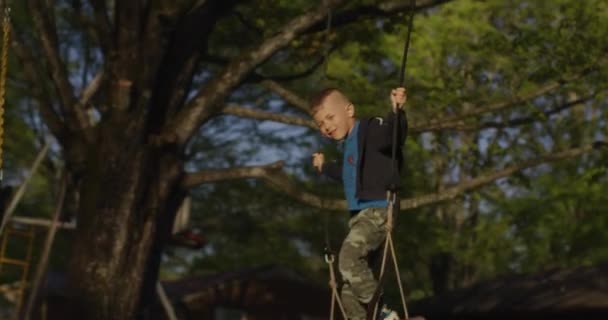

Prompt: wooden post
[
  {"left": 22, "top": 174, "right": 67, "bottom": 320},
  {"left": 0, "top": 142, "right": 50, "bottom": 236},
  {"left": 9, "top": 216, "right": 75, "bottom": 230},
  {"left": 156, "top": 281, "right": 178, "bottom": 320}
]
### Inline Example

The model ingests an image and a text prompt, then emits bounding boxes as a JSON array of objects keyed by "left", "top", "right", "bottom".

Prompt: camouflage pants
[{"left": 339, "top": 207, "right": 387, "bottom": 320}]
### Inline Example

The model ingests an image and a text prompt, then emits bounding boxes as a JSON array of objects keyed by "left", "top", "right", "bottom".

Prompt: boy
[{"left": 312, "top": 87, "right": 408, "bottom": 320}]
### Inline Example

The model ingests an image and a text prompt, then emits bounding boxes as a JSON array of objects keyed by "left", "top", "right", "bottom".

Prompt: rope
[
  {"left": 369, "top": 193, "right": 409, "bottom": 320},
  {"left": 326, "top": 252, "right": 348, "bottom": 320},
  {"left": 320, "top": 161, "right": 344, "bottom": 320},
  {"left": 318, "top": 3, "right": 346, "bottom": 319},
  {"left": 389, "top": 232, "right": 409, "bottom": 319},
  {"left": 383, "top": 193, "right": 409, "bottom": 319},
  {"left": 369, "top": 0, "right": 416, "bottom": 319},
  {"left": 0, "top": 3, "right": 10, "bottom": 182},
  {"left": 391, "top": 0, "right": 416, "bottom": 182},
  {"left": 398, "top": 0, "right": 416, "bottom": 88}
]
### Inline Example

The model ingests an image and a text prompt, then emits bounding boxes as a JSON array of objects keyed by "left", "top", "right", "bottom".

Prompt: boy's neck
[{"left": 346, "top": 118, "right": 358, "bottom": 136}]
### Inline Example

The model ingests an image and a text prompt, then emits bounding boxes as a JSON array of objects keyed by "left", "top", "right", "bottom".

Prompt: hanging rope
[
  {"left": 368, "top": 0, "right": 416, "bottom": 319},
  {"left": 0, "top": 2, "right": 10, "bottom": 183},
  {"left": 320, "top": 0, "right": 333, "bottom": 250},
  {"left": 398, "top": 0, "right": 415, "bottom": 88},
  {"left": 326, "top": 249, "right": 348, "bottom": 320},
  {"left": 321, "top": 174, "right": 348, "bottom": 320},
  {"left": 370, "top": 193, "right": 409, "bottom": 320},
  {"left": 317, "top": 3, "right": 348, "bottom": 320}
]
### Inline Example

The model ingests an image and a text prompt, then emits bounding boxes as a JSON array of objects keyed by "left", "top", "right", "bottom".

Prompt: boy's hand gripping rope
[{"left": 369, "top": 0, "right": 416, "bottom": 319}]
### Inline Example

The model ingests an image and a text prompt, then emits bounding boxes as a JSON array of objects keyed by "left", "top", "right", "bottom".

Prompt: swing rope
[
  {"left": 319, "top": 3, "right": 348, "bottom": 320},
  {"left": 398, "top": 0, "right": 415, "bottom": 88},
  {"left": 371, "top": 193, "right": 409, "bottom": 319},
  {"left": 368, "top": 0, "right": 416, "bottom": 319},
  {"left": 326, "top": 248, "right": 348, "bottom": 320},
  {"left": 0, "top": 2, "right": 10, "bottom": 182}
]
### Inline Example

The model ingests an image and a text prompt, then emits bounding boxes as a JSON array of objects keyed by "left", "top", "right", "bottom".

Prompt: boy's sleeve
[
  {"left": 322, "top": 160, "right": 343, "bottom": 183},
  {"left": 367, "top": 109, "right": 408, "bottom": 152}
]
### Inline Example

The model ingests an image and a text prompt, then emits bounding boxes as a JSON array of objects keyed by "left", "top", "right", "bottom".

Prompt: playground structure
[{"left": 0, "top": 144, "right": 197, "bottom": 320}]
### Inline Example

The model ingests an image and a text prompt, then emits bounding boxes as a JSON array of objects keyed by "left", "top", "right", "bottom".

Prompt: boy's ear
[{"left": 346, "top": 103, "right": 355, "bottom": 117}]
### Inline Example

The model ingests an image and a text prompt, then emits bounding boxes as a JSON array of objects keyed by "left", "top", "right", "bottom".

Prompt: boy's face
[{"left": 313, "top": 91, "right": 355, "bottom": 141}]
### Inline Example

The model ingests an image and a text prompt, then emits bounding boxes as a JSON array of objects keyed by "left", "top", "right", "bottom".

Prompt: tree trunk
[{"left": 66, "top": 123, "right": 183, "bottom": 320}]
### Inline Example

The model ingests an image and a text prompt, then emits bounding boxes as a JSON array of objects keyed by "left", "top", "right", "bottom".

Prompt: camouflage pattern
[{"left": 339, "top": 207, "right": 387, "bottom": 320}]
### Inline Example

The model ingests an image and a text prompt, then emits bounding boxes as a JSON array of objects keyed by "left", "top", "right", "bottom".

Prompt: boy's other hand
[
  {"left": 312, "top": 153, "right": 325, "bottom": 173},
  {"left": 390, "top": 87, "right": 407, "bottom": 112}
]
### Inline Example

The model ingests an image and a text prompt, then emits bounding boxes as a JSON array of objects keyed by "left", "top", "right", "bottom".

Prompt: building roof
[
  {"left": 411, "top": 262, "right": 608, "bottom": 320},
  {"left": 163, "top": 264, "right": 313, "bottom": 298},
  {"left": 162, "top": 264, "right": 330, "bottom": 316}
]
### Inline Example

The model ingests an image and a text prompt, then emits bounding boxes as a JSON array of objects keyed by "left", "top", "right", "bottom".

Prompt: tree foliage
[{"left": 0, "top": 0, "right": 606, "bottom": 317}]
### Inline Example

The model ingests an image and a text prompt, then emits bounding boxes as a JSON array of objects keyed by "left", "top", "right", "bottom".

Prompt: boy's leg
[
  {"left": 339, "top": 207, "right": 387, "bottom": 319},
  {"left": 340, "top": 281, "right": 367, "bottom": 320}
]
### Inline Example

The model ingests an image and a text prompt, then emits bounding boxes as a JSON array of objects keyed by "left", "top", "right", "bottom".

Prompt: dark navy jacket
[{"left": 321, "top": 110, "right": 408, "bottom": 201}]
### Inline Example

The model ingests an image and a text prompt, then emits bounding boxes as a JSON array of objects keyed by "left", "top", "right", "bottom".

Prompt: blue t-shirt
[{"left": 342, "top": 121, "right": 388, "bottom": 211}]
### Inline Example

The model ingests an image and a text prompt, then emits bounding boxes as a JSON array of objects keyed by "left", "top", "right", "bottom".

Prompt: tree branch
[
  {"left": 255, "top": 74, "right": 584, "bottom": 131},
  {"left": 399, "top": 143, "right": 597, "bottom": 209},
  {"left": 225, "top": 88, "right": 595, "bottom": 135},
  {"left": 261, "top": 80, "right": 311, "bottom": 114},
  {"left": 471, "top": 94, "right": 594, "bottom": 131},
  {"left": 411, "top": 66, "right": 601, "bottom": 133},
  {"left": 232, "top": 10, "right": 264, "bottom": 36},
  {"left": 88, "top": 0, "right": 112, "bottom": 54},
  {"left": 411, "top": 93, "right": 597, "bottom": 133},
  {"left": 411, "top": 83, "right": 560, "bottom": 133},
  {"left": 183, "top": 143, "right": 600, "bottom": 211},
  {"left": 222, "top": 105, "right": 316, "bottom": 129},
  {"left": 255, "top": 63, "right": 599, "bottom": 134},
  {"left": 593, "top": 141, "right": 608, "bottom": 149},
  {"left": 164, "top": 0, "right": 346, "bottom": 145},
  {"left": 67, "top": 1, "right": 105, "bottom": 55},
  {"left": 28, "top": 0, "right": 90, "bottom": 134},
  {"left": 105, "top": 0, "right": 146, "bottom": 111},
  {"left": 11, "top": 28, "right": 66, "bottom": 139},
  {"left": 79, "top": 70, "right": 105, "bottom": 107},
  {"left": 79, "top": 70, "right": 105, "bottom": 126},
  {"left": 204, "top": 49, "right": 330, "bottom": 84},
  {"left": 181, "top": 161, "right": 285, "bottom": 188},
  {"left": 259, "top": 72, "right": 596, "bottom": 134},
  {"left": 222, "top": 91, "right": 596, "bottom": 135},
  {"left": 145, "top": 0, "right": 243, "bottom": 132},
  {"left": 253, "top": 55, "right": 327, "bottom": 83},
  {"left": 304, "top": 0, "right": 453, "bottom": 33}
]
